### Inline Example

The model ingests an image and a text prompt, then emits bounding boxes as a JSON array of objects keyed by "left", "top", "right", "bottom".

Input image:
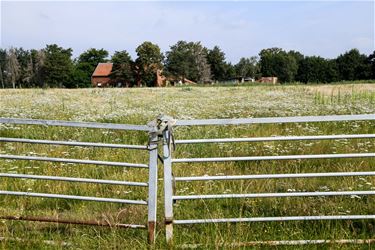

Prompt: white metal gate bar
[
  {"left": 164, "top": 114, "right": 375, "bottom": 245},
  {"left": 0, "top": 137, "right": 148, "bottom": 150},
  {"left": 173, "top": 190, "right": 375, "bottom": 200},
  {"left": 179, "top": 238, "right": 375, "bottom": 248},
  {"left": 175, "top": 114, "right": 375, "bottom": 126},
  {"left": 172, "top": 153, "right": 375, "bottom": 163},
  {"left": 175, "top": 134, "right": 375, "bottom": 144},
  {"left": 0, "top": 173, "right": 148, "bottom": 186},
  {"left": 0, "top": 154, "right": 148, "bottom": 168},
  {"left": 0, "top": 191, "right": 148, "bottom": 205},
  {"left": 0, "top": 117, "right": 158, "bottom": 243},
  {"left": 174, "top": 215, "right": 375, "bottom": 224},
  {"left": 175, "top": 171, "right": 375, "bottom": 181},
  {"left": 0, "top": 117, "right": 149, "bottom": 131}
]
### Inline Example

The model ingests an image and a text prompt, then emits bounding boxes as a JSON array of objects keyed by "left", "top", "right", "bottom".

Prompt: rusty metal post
[
  {"left": 163, "top": 130, "right": 174, "bottom": 244},
  {"left": 147, "top": 133, "right": 158, "bottom": 244}
]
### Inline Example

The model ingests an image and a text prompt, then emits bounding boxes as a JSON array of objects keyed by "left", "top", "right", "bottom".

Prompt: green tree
[
  {"left": 110, "top": 50, "right": 134, "bottom": 87},
  {"left": 223, "top": 62, "right": 236, "bottom": 80},
  {"left": 70, "top": 63, "right": 93, "bottom": 88},
  {"left": 165, "top": 41, "right": 211, "bottom": 83},
  {"left": 73, "top": 48, "right": 109, "bottom": 87},
  {"left": 192, "top": 42, "right": 211, "bottom": 83},
  {"left": 0, "top": 49, "right": 6, "bottom": 88},
  {"left": 288, "top": 50, "right": 304, "bottom": 66},
  {"left": 296, "top": 56, "right": 339, "bottom": 83},
  {"left": 165, "top": 41, "right": 194, "bottom": 81},
  {"left": 5, "top": 48, "right": 20, "bottom": 88},
  {"left": 23, "top": 55, "right": 34, "bottom": 87},
  {"left": 323, "top": 59, "right": 339, "bottom": 83},
  {"left": 43, "top": 44, "right": 74, "bottom": 88},
  {"left": 207, "top": 46, "right": 226, "bottom": 81},
  {"left": 135, "top": 41, "right": 163, "bottom": 87},
  {"left": 259, "top": 48, "right": 298, "bottom": 83},
  {"left": 78, "top": 48, "right": 108, "bottom": 66},
  {"left": 14, "top": 48, "right": 31, "bottom": 87},
  {"left": 336, "top": 49, "right": 371, "bottom": 81},
  {"left": 235, "top": 57, "right": 258, "bottom": 80},
  {"left": 368, "top": 51, "right": 375, "bottom": 79},
  {"left": 30, "top": 49, "right": 46, "bottom": 87}
]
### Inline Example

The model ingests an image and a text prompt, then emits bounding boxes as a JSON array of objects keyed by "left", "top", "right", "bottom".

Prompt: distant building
[
  {"left": 259, "top": 77, "right": 278, "bottom": 84},
  {"left": 156, "top": 70, "right": 196, "bottom": 86},
  {"left": 239, "top": 77, "right": 255, "bottom": 83},
  {"left": 91, "top": 64, "right": 196, "bottom": 87},
  {"left": 91, "top": 63, "right": 113, "bottom": 87}
]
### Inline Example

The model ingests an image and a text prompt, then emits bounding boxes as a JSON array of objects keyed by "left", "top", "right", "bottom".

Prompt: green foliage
[
  {"left": 0, "top": 49, "right": 7, "bottom": 88},
  {"left": 207, "top": 46, "right": 227, "bottom": 81},
  {"left": 223, "top": 62, "right": 236, "bottom": 79},
  {"left": 110, "top": 50, "right": 134, "bottom": 87},
  {"left": 336, "top": 49, "right": 372, "bottom": 81},
  {"left": 165, "top": 40, "right": 211, "bottom": 83},
  {"left": 43, "top": 44, "right": 74, "bottom": 88},
  {"left": 1, "top": 44, "right": 375, "bottom": 88},
  {"left": 5, "top": 48, "right": 21, "bottom": 88},
  {"left": 235, "top": 56, "right": 258, "bottom": 79},
  {"left": 368, "top": 51, "right": 375, "bottom": 79},
  {"left": 165, "top": 40, "right": 195, "bottom": 80},
  {"left": 259, "top": 47, "right": 298, "bottom": 83},
  {"left": 14, "top": 48, "right": 32, "bottom": 87},
  {"left": 77, "top": 48, "right": 108, "bottom": 66},
  {"left": 72, "top": 48, "right": 109, "bottom": 87},
  {"left": 69, "top": 62, "right": 92, "bottom": 88},
  {"left": 135, "top": 41, "right": 163, "bottom": 87},
  {"left": 296, "top": 56, "right": 339, "bottom": 83},
  {"left": 30, "top": 49, "right": 46, "bottom": 88}
]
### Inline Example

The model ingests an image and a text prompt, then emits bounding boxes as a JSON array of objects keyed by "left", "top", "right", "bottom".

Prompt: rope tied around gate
[{"left": 148, "top": 114, "right": 176, "bottom": 154}]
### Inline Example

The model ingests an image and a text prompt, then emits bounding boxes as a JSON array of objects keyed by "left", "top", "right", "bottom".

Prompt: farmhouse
[
  {"left": 92, "top": 64, "right": 196, "bottom": 87},
  {"left": 91, "top": 63, "right": 113, "bottom": 87}
]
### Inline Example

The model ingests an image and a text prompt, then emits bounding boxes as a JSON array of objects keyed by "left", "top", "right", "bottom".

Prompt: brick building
[{"left": 91, "top": 63, "right": 113, "bottom": 87}]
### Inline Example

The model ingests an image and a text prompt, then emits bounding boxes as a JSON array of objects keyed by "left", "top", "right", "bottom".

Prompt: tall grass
[{"left": 0, "top": 83, "right": 374, "bottom": 249}]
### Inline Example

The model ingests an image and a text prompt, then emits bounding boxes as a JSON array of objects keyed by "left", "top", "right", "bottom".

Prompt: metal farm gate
[
  {"left": 163, "top": 114, "right": 375, "bottom": 246},
  {"left": 1, "top": 114, "right": 375, "bottom": 246},
  {"left": 0, "top": 118, "right": 158, "bottom": 243}
]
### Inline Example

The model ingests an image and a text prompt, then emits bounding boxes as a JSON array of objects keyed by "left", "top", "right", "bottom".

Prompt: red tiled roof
[{"left": 92, "top": 63, "right": 113, "bottom": 77}]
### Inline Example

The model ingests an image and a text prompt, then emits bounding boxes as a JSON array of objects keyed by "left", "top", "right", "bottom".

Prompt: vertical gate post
[
  {"left": 163, "top": 130, "right": 174, "bottom": 244},
  {"left": 147, "top": 133, "right": 158, "bottom": 244}
]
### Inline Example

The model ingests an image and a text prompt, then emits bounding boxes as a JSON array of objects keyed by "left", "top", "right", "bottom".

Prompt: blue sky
[{"left": 1, "top": 1, "right": 374, "bottom": 63}]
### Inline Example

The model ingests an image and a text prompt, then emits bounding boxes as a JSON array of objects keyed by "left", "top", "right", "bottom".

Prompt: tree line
[{"left": 0, "top": 41, "right": 374, "bottom": 88}]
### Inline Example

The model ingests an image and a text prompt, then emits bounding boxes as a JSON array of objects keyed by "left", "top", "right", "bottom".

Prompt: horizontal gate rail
[
  {"left": 0, "top": 191, "right": 147, "bottom": 205},
  {"left": 0, "top": 173, "right": 148, "bottom": 186},
  {"left": 180, "top": 239, "right": 375, "bottom": 248},
  {"left": 0, "top": 117, "right": 159, "bottom": 243},
  {"left": 0, "top": 215, "right": 146, "bottom": 229},
  {"left": 173, "top": 190, "right": 375, "bottom": 200},
  {"left": 0, "top": 137, "right": 148, "bottom": 150},
  {"left": 175, "top": 171, "right": 375, "bottom": 181},
  {"left": 176, "top": 114, "right": 375, "bottom": 126},
  {"left": 165, "top": 114, "right": 375, "bottom": 245},
  {"left": 0, "top": 117, "right": 149, "bottom": 131},
  {"left": 175, "top": 134, "right": 375, "bottom": 144},
  {"left": 0, "top": 154, "right": 148, "bottom": 168},
  {"left": 172, "top": 153, "right": 375, "bottom": 163},
  {"left": 174, "top": 215, "right": 375, "bottom": 224}
]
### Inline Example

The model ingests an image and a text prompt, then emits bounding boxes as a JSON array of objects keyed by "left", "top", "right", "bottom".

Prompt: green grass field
[{"left": 0, "top": 84, "right": 375, "bottom": 249}]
